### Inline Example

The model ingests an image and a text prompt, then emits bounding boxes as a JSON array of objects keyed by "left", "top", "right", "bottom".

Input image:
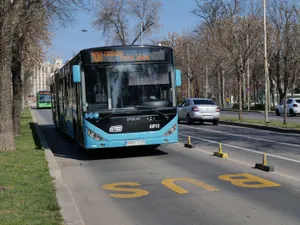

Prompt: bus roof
[{"left": 79, "top": 45, "right": 172, "bottom": 52}]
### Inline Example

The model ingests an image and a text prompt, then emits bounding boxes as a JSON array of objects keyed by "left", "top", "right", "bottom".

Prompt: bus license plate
[{"left": 126, "top": 140, "right": 145, "bottom": 146}]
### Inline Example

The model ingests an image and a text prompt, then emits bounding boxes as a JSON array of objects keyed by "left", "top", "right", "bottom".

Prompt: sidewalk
[{"left": 29, "top": 106, "right": 85, "bottom": 225}]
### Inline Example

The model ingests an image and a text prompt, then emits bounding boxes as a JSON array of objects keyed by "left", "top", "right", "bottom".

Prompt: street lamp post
[
  {"left": 263, "top": 0, "right": 269, "bottom": 123},
  {"left": 247, "top": 34, "right": 250, "bottom": 111}
]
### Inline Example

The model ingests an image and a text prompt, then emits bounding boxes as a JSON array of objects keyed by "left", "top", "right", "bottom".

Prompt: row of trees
[
  {"left": 0, "top": 0, "right": 164, "bottom": 151},
  {"left": 157, "top": 0, "right": 300, "bottom": 121},
  {"left": 0, "top": 0, "right": 92, "bottom": 151}
]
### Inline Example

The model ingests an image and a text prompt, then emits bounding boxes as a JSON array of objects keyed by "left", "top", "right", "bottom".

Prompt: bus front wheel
[{"left": 78, "top": 145, "right": 88, "bottom": 154}]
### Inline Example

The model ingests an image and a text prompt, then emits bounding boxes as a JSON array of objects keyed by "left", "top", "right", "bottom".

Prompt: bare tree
[
  {"left": 151, "top": 32, "right": 178, "bottom": 48},
  {"left": 268, "top": 0, "right": 300, "bottom": 123},
  {"left": 193, "top": 0, "right": 263, "bottom": 120},
  {"left": 0, "top": 0, "right": 92, "bottom": 151},
  {"left": 0, "top": 0, "right": 19, "bottom": 151},
  {"left": 11, "top": 0, "right": 51, "bottom": 136},
  {"left": 11, "top": 0, "right": 92, "bottom": 137},
  {"left": 92, "top": 0, "right": 162, "bottom": 45}
]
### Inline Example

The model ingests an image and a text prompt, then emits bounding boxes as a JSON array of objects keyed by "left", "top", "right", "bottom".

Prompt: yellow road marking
[
  {"left": 218, "top": 173, "right": 281, "bottom": 188},
  {"left": 161, "top": 178, "right": 219, "bottom": 194},
  {"left": 102, "top": 182, "right": 149, "bottom": 198}
]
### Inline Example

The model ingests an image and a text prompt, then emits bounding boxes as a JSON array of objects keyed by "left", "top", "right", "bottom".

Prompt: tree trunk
[
  {"left": 291, "top": 69, "right": 296, "bottom": 98},
  {"left": 12, "top": 63, "right": 22, "bottom": 136},
  {"left": 272, "top": 90, "right": 275, "bottom": 110},
  {"left": 269, "top": 76, "right": 274, "bottom": 111},
  {"left": 221, "top": 69, "right": 225, "bottom": 108},
  {"left": 279, "top": 92, "right": 284, "bottom": 104},
  {"left": 267, "top": 76, "right": 271, "bottom": 112},
  {"left": 283, "top": 95, "right": 287, "bottom": 124},
  {"left": 0, "top": 43, "right": 15, "bottom": 151},
  {"left": 242, "top": 71, "right": 246, "bottom": 109},
  {"left": 238, "top": 75, "right": 242, "bottom": 120},
  {"left": 218, "top": 72, "right": 222, "bottom": 107},
  {"left": 187, "top": 76, "right": 191, "bottom": 98},
  {"left": 254, "top": 80, "right": 257, "bottom": 103},
  {"left": 194, "top": 77, "right": 200, "bottom": 98}
]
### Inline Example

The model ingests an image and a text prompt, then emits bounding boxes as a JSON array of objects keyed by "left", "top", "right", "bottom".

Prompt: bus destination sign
[
  {"left": 39, "top": 91, "right": 51, "bottom": 95},
  {"left": 91, "top": 49, "right": 166, "bottom": 63}
]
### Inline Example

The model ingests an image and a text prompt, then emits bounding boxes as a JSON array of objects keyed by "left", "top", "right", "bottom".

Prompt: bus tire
[{"left": 78, "top": 145, "right": 88, "bottom": 154}]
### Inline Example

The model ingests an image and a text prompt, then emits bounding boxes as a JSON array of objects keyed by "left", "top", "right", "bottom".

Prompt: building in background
[{"left": 26, "top": 58, "right": 63, "bottom": 99}]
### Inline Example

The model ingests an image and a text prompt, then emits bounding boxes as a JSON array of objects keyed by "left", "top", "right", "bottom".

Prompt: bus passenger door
[
  {"left": 59, "top": 79, "right": 64, "bottom": 131},
  {"left": 76, "top": 83, "right": 84, "bottom": 145}
]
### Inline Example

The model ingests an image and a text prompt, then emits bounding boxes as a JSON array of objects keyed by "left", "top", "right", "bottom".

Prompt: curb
[
  {"left": 29, "top": 107, "right": 85, "bottom": 225},
  {"left": 219, "top": 120, "right": 300, "bottom": 134},
  {"left": 220, "top": 109, "right": 276, "bottom": 115}
]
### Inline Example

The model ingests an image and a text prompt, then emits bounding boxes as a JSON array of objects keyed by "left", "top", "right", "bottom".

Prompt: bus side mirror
[
  {"left": 72, "top": 65, "right": 81, "bottom": 83},
  {"left": 175, "top": 69, "right": 181, "bottom": 87}
]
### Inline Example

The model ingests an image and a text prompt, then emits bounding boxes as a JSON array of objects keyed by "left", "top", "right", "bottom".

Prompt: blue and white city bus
[{"left": 49, "top": 45, "right": 182, "bottom": 150}]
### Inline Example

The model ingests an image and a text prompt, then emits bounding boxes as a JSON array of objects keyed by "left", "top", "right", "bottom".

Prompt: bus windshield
[
  {"left": 85, "top": 63, "right": 172, "bottom": 111},
  {"left": 38, "top": 94, "right": 51, "bottom": 102}
]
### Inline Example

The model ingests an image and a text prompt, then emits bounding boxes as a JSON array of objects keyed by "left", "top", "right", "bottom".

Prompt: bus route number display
[
  {"left": 39, "top": 91, "right": 51, "bottom": 95},
  {"left": 91, "top": 49, "right": 166, "bottom": 63}
]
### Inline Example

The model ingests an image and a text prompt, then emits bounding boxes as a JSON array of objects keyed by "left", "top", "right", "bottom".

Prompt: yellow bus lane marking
[
  {"left": 102, "top": 182, "right": 149, "bottom": 198},
  {"left": 161, "top": 178, "right": 219, "bottom": 194},
  {"left": 218, "top": 173, "right": 281, "bottom": 188}
]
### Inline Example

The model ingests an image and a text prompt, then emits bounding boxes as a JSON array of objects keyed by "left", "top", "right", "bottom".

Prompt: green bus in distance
[{"left": 36, "top": 91, "right": 52, "bottom": 109}]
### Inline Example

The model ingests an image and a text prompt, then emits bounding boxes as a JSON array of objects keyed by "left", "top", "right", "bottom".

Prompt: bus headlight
[
  {"left": 87, "top": 128, "right": 105, "bottom": 141},
  {"left": 164, "top": 124, "right": 177, "bottom": 136}
]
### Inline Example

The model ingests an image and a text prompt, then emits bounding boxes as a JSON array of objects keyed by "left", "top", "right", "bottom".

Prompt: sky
[{"left": 47, "top": 0, "right": 200, "bottom": 63}]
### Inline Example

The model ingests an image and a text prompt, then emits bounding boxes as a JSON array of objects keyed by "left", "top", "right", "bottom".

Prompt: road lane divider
[
  {"left": 218, "top": 173, "right": 281, "bottom": 188},
  {"left": 213, "top": 142, "right": 228, "bottom": 158},
  {"left": 178, "top": 133, "right": 300, "bottom": 164},
  {"left": 179, "top": 124, "right": 300, "bottom": 148},
  {"left": 184, "top": 136, "right": 194, "bottom": 148},
  {"left": 255, "top": 153, "right": 275, "bottom": 172},
  {"left": 161, "top": 178, "right": 219, "bottom": 194},
  {"left": 102, "top": 182, "right": 149, "bottom": 198}
]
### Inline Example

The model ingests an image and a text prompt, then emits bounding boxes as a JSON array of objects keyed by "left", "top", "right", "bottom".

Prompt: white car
[
  {"left": 177, "top": 98, "right": 220, "bottom": 125},
  {"left": 275, "top": 98, "right": 300, "bottom": 116}
]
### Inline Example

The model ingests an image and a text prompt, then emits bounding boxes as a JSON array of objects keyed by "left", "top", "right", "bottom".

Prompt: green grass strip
[
  {"left": 0, "top": 107, "right": 63, "bottom": 225},
  {"left": 221, "top": 116, "right": 300, "bottom": 129}
]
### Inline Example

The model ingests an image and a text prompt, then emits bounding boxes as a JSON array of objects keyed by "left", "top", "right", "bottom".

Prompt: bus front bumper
[
  {"left": 83, "top": 117, "right": 178, "bottom": 149},
  {"left": 85, "top": 135, "right": 178, "bottom": 149}
]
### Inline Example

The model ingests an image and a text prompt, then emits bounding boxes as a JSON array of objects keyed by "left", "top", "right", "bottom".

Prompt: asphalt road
[
  {"left": 31, "top": 108, "right": 300, "bottom": 225},
  {"left": 221, "top": 110, "right": 300, "bottom": 123}
]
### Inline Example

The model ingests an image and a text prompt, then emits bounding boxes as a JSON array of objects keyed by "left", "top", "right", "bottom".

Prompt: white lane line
[
  {"left": 179, "top": 124, "right": 300, "bottom": 148},
  {"left": 179, "top": 133, "right": 300, "bottom": 164}
]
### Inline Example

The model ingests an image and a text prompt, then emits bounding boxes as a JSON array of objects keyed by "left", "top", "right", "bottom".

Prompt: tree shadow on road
[{"left": 29, "top": 122, "right": 43, "bottom": 150}]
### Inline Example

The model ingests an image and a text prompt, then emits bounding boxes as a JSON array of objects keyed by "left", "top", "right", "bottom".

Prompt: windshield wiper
[
  {"left": 96, "top": 113, "right": 114, "bottom": 122},
  {"left": 95, "top": 109, "right": 136, "bottom": 122},
  {"left": 135, "top": 105, "right": 169, "bottom": 120}
]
